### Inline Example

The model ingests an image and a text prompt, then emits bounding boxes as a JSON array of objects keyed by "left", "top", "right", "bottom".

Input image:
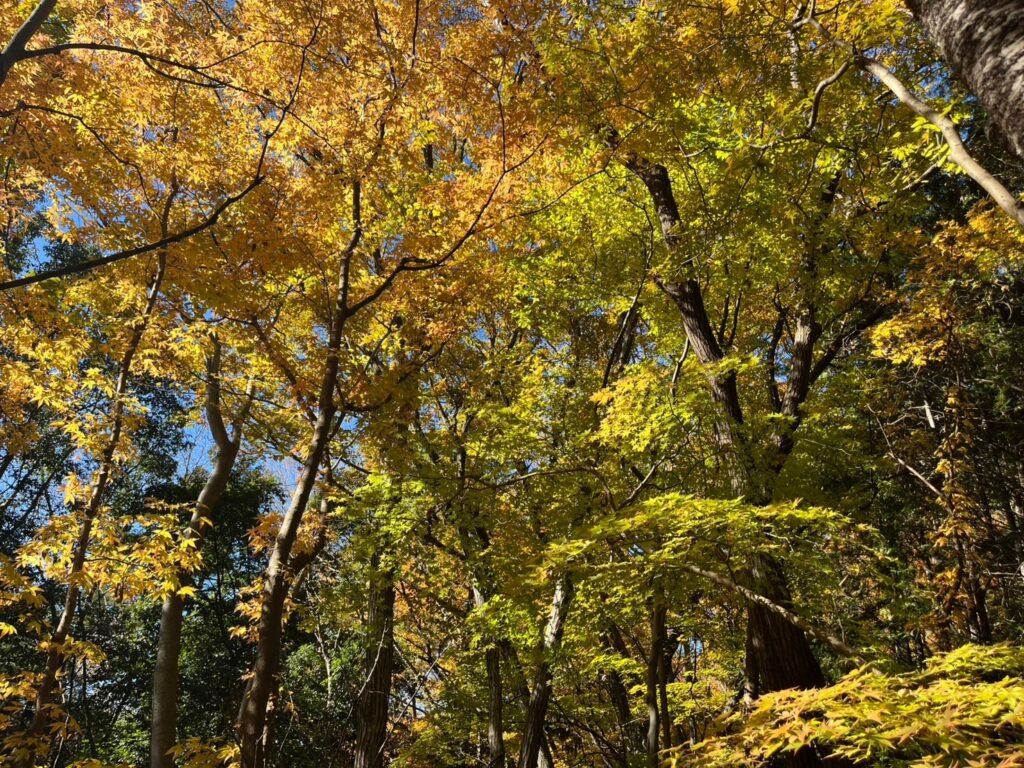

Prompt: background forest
[{"left": 1, "top": 0, "right": 1023, "bottom": 767}]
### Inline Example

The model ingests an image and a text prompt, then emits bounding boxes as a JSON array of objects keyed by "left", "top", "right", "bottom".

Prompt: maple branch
[
  {"left": 0, "top": 172, "right": 264, "bottom": 291},
  {"left": 205, "top": 337, "right": 231, "bottom": 451},
  {"left": 0, "top": 0, "right": 56, "bottom": 87},
  {"left": 0, "top": 24, "right": 306, "bottom": 294},
  {"left": 799, "top": 16, "right": 1024, "bottom": 228}
]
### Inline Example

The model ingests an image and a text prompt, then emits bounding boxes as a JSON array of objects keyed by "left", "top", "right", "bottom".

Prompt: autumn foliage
[{"left": 1, "top": 1, "right": 1023, "bottom": 767}]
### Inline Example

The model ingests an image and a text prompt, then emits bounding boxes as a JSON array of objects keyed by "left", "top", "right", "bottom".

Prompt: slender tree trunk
[
  {"left": 11, "top": 245, "right": 169, "bottom": 766},
  {"left": 354, "top": 559, "right": 395, "bottom": 768},
  {"left": 659, "top": 627, "right": 675, "bottom": 751},
  {"left": 236, "top": 182, "right": 360, "bottom": 768},
  {"left": 485, "top": 646, "right": 506, "bottom": 768},
  {"left": 908, "top": 0, "right": 1024, "bottom": 160},
  {"left": 645, "top": 603, "right": 666, "bottom": 768},
  {"left": 473, "top": 584, "right": 508, "bottom": 768},
  {"left": 235, "top": 401, "right": 335, "bottom": 767},
  {"left": 150, "top": 591, "right": 185, "bottom": 768},
  {"left": 151, "top": 369, "right": 242, "bottom": 768},
  {"left": 600, "top": 628, "right": 637, "bottom": 766},
  {"left": 517, "top": 574, "right": 573, "bottom": 768}
]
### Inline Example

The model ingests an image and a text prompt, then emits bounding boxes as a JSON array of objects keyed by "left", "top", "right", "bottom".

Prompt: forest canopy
[{"left": 1, "top": 1, "right": 1023, "bottom": 767}]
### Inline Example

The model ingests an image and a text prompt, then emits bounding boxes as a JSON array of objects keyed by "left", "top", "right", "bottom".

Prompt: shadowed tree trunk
[
  {"left": 908, "top": 0, "right": 1024, "bottom": 160},
  {"left": 354, "top": 556, "right": 395, "bottom": 768},
  {"left": 645, "top": 602, "right": 666, "bottom": 768},
  {"left": 624, "top": 157, "right": 836, "bottom": 768},
  {"left": 237, "top": 182, "right": 361, "bottom": 768},
  {"left": 485, "top": 645, "right": 506, "bottom": 768},
  {"left": 472, "top": 585, "right": 508, "bottom": 768},
  {"left": 601, "top": 626, "right": 642, "bottom": 765}
]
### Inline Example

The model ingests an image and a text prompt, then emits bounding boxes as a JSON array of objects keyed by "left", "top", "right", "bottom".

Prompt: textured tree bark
[
  {"left": 499, "top": 640, "right": 554, "bottom": 768},
  {"left": 908, "top": 0, "right": 1024, "bottom": 160},
  {"left": 745, "top": 555, "right": 826, "bottom": 693},
  {"left": 354, "top": 560, "right": 395, "bottom": 768},
  {"left": 474, "top": 585, "right": 508, "bottom": 768},
  {"left": 517, "top": 574, "right": 573, "bottom": 768}
]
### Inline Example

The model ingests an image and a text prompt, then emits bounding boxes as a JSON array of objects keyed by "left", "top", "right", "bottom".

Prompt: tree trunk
[
  {"left": 236, "top": 182, "right": 361, "bottom": 768},
  {"left": 486, "top": 646, "right": 507, "bottom": 768},
  {"left": 645, "top": 603, "right": 666, "bottom": 768},
  {"left": 745, "top": 554, "right": 827, "bottom": 768},
  {"left": 909, "top": 0, "right": 1024, "bottom": 160},
  {"left": 354, "top": 560, "right": 395, "bottom": 768},
  {"left": 517, "top": 574, "right": 573, "bottom": 768},
  {"left": 745, "top": 555, "right": 826, "bottom": 693},
  {"left": 659, "top": 627, "right": 675, "bottom": 751},
  {"left": 150, "top": 592, "right": 184, "bottom": 768},
  {"left": 12, "top": 246, "right": 168, "bottom": 767},
  {"left": 601, "top": 627, "right": 639, "bottom": 766},
  {"left": 150, "top": 422, "right": 240, "bottom": 768},
  {"left": 626, "top": 158, "right": 829, "bottom": 767},
  {"left": 235, "top": 401, "right": 335, "bottom": 768},
  {"left": 474, "top": 584, "right": 508, "bottom": 768}
]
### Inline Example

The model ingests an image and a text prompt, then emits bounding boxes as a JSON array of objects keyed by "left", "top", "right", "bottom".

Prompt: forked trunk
[{"left": 151, "top": 426, "right": 240, "bottom": 768}]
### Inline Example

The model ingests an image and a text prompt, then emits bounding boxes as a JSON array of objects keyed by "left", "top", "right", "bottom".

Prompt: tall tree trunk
[
  {"left": 151, "top": 344, "right": 246, "bottom": 768},
  {"left": 659, "top": 626, "right": 675, "bottom": 751},
  {"left": 236, "top": 181, "right": 360, "bottom": 768},
  {"left": 745, "top": 554, "right": 828, "bottom": 768},
  {"left": 645, "top": 603, "right": 666, "bottom": 768},
  {"left": 236, "top": 398, "right": 336, "bottom": 767},
  {"left": 908, "top": 0, "right": 1024, "bottom": 160},
  {"left": 354, "top": 559, "right": 395, "bottom": 768},
  {"left": 473, "top": 584, "right": 508, "bottom": 768},
  {"left": 626, "top": 158, "right": 829, "bottom": 767},
  {"left": 517, "top": 574, "right": 573, "bottom": 768},
  {"left": 485, "top": 645, "right": 506, "bottom": 768},
  {"left": 744, "top": 555, "right": 826, "bottom": 693},
  {"left": 601, "top": 627, "right": 639, "bottom": 766}
]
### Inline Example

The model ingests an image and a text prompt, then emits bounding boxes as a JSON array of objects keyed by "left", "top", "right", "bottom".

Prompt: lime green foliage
[{"left": 670, "top": 645, "right": 1024, "bottom": 768}]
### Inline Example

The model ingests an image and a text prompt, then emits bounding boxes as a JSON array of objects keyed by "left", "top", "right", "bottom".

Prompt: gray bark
[
  {"left": 517, "top": 574, "right": 573, "bottom": 768},
  {"left": 910, "top": 0, "right": 1024, "bottom": 160}
]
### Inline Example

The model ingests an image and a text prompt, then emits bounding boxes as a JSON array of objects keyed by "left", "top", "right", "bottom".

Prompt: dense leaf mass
[{"left": 1, "top": 1, "right": 1023, "bottom": 767}]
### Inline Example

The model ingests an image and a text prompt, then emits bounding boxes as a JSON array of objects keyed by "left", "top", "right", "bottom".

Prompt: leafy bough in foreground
[{"left": 667, "top": 644, "right": 1024, "bottom": 768}]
